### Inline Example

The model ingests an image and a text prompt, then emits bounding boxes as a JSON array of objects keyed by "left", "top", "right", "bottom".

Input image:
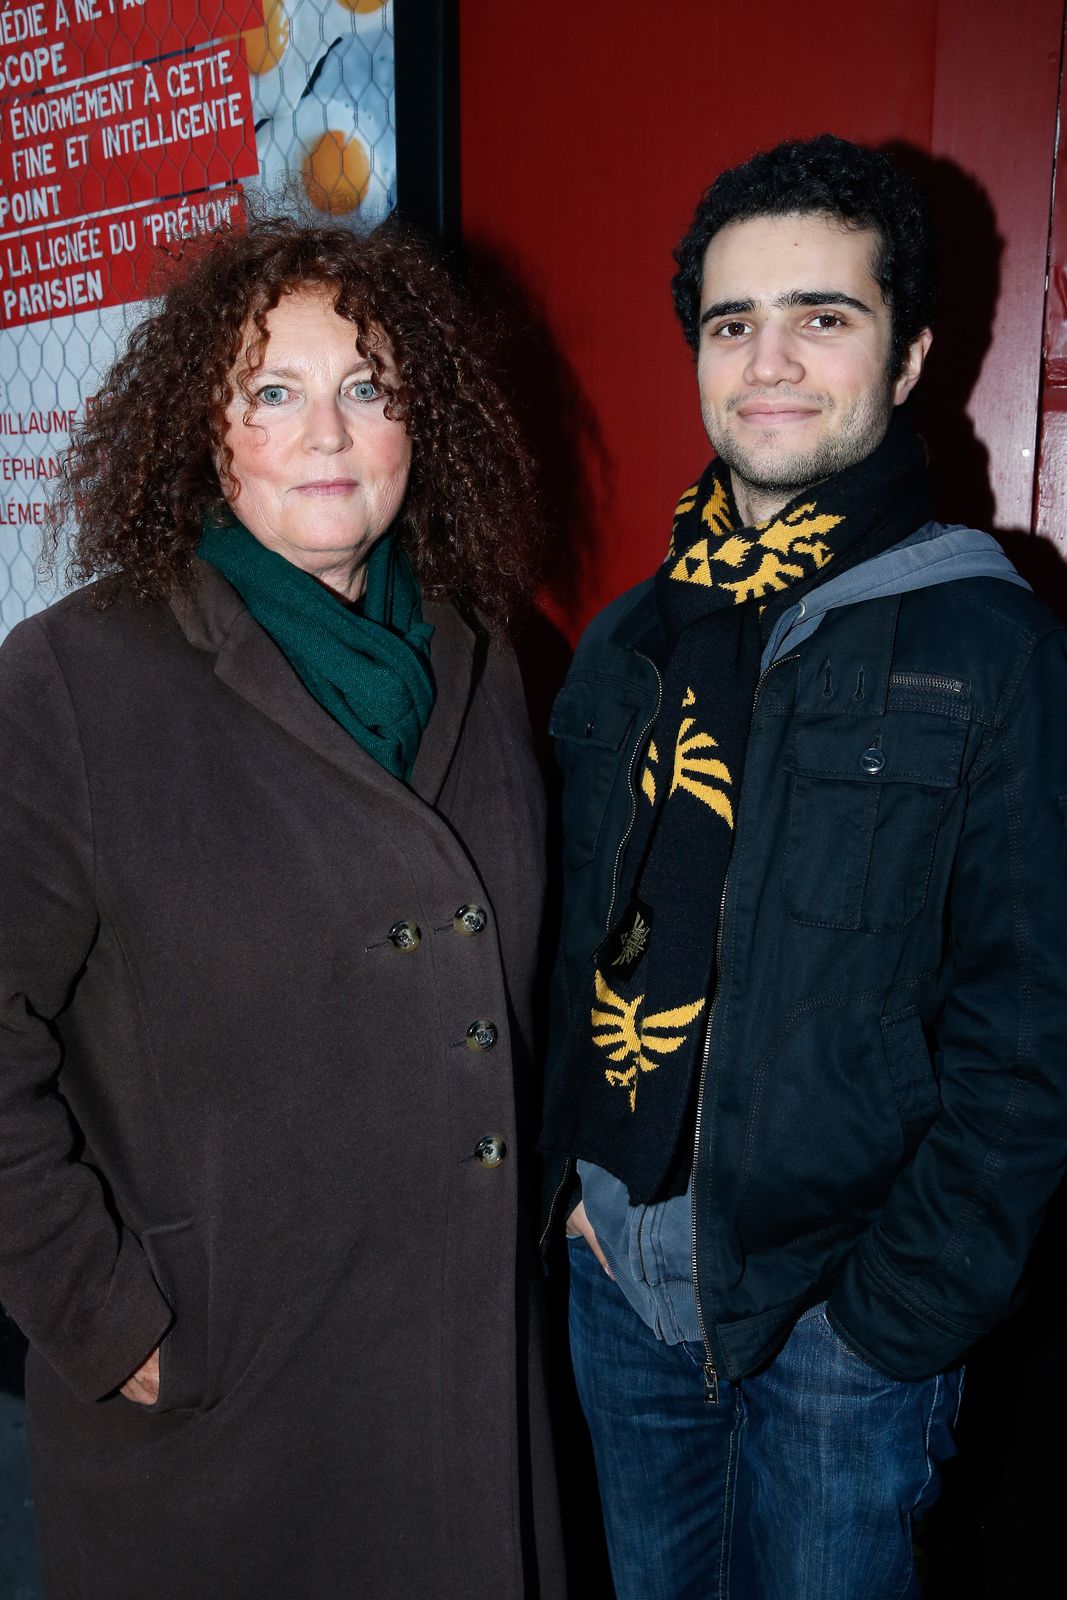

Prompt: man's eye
[
  {"left": 716, "top": 321, "right": 750, "bottom": 339},
  {"left": 255, "top": 384, "right": 289, "bottom": 405},
  {"left": 809, "top": 313, "right": 844, "bottom": 330},
  {"left": 349, "top": 380, "right": 381, "bottom": 401}
]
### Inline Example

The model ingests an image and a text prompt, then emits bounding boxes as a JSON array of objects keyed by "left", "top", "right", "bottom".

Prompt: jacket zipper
[
  {"left": 540, "top": 1156, "right": 574, "bottom": 1251},
  {"left": 542, "top": 653, "right": 664, "bottom": 1250},
  {"left": 889, "top": 671, "right": 964, "bottom": 695},
  {"left": 690, "top": 651, "right": 799, "bottom": 1404},
  {"left": 605, "top": 653, "right": 663, "bottom": 933},
  {"left": 690, "top": 871, "right": 730, "bottom": 1403}
]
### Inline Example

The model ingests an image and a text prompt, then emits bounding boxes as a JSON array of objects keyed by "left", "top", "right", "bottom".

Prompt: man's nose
[
  {"left": 302, "top": 397, "right": 351, "bottom": 453},
  {"left": 743, "top": 324, "right": 804, "bottom": 387}
]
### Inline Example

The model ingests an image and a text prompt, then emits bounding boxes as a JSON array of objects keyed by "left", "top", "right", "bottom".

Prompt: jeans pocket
[
  {"left": 783, "top": 1301, "right": 884, "bottom": 1385},
  {"left": 815, "top": 1307, "right": 884, "bottom": 1379}
]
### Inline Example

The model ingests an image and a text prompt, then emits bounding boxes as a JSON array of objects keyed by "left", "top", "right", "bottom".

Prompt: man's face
[{"left": 696, "top": 212, "right": 930, "bottom": 519}]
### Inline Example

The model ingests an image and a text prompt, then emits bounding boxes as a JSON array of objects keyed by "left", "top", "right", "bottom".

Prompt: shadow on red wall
[{"left": 894, "top": 140, "right": 1067, "bottom": 619}]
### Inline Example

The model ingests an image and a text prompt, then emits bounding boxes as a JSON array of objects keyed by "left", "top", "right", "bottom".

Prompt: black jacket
[{"left": 542, "top": 565, "right": 1067, "bottom": 1382}]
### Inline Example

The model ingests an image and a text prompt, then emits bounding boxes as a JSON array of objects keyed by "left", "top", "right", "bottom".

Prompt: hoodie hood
[{"left": 761, "top": 522, "right": 1030, "bottom": 671}]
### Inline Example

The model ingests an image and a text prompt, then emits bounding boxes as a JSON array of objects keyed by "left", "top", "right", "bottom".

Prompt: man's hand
[
  {"left": 566, "top": 1199, "right": 614, "bottom": 1278},
  {"left": 119, "top": 1347, "right": 160, "bottom": 1405}
]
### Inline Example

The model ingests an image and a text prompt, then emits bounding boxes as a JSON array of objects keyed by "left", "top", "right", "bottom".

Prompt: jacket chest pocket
[
  {"left": 783, "top": 713, "right": 966, "bottom": 932},
  {"left": 550, "top": 676, "right": 643, "bottom": 870}
]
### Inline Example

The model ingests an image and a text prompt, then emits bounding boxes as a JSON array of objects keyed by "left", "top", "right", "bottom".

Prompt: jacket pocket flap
[
  {"left": 787, "top": 715, "right": 966, "bottom": 787},
  {"left": 550, "top": 678, "right": 637, "bottom": 752}
]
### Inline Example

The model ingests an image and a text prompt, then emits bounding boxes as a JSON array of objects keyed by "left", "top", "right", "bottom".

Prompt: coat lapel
[
  {"left": 410, "top": 600, "right": 478, "bottom": 806},
  {"left": 169, "top": 560, "right": 477, "bottom": 812}
]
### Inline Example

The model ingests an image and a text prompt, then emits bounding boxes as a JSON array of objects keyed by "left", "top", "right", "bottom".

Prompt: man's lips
[{"left": 734, "top": 404, "right": 821, "bottom": 425}]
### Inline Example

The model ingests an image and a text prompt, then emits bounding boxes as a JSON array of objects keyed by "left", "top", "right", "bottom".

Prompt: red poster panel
[
  {"left": 0, "top": 41, "right": 257, "bottom": 232},
  {"left": 0, "top": 0, "right": 263, "bottom": 93},
  {"left": 1, "top": 184, "right": 245, "bottom": 328}
]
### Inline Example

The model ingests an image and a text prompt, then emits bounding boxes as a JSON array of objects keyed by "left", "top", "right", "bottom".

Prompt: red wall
[{"left": 459, "top": 0, "right": 1065, "bottom": 639}]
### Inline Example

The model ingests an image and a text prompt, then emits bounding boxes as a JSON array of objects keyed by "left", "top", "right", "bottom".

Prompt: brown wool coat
[{"left": 0, "top": 563, "right": 565, "bottom": 1599}]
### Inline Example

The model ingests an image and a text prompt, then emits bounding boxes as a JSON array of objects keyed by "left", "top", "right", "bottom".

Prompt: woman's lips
[{"left": 293, "top": 480, "right": 360, "bottom": 494}]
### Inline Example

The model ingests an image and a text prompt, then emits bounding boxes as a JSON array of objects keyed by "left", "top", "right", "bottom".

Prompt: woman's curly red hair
[{"left": 46, "top": 214, "right": 540, "bottom": 629}]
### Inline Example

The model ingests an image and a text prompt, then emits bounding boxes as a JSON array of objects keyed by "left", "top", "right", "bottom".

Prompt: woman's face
[{"left": 221, "top": 289, "right": 412, "bottom": 600}]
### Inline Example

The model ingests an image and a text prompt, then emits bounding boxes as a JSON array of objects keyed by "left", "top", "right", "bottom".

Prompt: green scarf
[{"left": 198, "top": 516, "right": 435, "bottom": 782}]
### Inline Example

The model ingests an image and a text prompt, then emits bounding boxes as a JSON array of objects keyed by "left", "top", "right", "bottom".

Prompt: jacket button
[
  {"left": 859, "top": 746, "right": 885, "bottom": 774},
  {"left": 474, "top": 1135, "right": 507, "bottom": 1167},
  {"left": 388, "top": 920, "right": 422, "bottom": 951},
  {"left": 466, "top": 1020, "right": 498, "bottom": 1051},
  {"left": 454, "top": 904, "right": 488, "bottom": 936}
]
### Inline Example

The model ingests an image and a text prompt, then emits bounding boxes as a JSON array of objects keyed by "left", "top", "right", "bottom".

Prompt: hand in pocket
[
  {"left": 566, "top": 1200, "right": 614, "bottom": 1278},
  {"left": 120, "top": 1346, "right": 161, "bottom": 1405}
]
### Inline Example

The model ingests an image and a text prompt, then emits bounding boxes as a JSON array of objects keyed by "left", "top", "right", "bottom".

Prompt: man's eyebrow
[
  {"left": 700, "top": 298, "right": 754, "bottom": 326},
  {"left": 699, "top": 289, "right": 875, "bottom": 326},
  {"left": 779, "top": 289, "right": 875, "bottom": 315}
]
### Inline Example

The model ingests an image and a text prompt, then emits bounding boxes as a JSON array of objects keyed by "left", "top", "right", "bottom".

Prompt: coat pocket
[
  {"left": 550, "top": 675, "right": 641, "bottom": 869},
  {"left": 783, "top": 714, "right": 965, "bottom": 931},
  {"left": 880, "top": 1006, "right": 941, "bottom": 1153},
  {"left": 141, "top": 1218, "right": 209, "bottom": 1414}
]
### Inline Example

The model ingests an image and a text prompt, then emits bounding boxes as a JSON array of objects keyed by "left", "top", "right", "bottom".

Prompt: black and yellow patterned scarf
[{"left": 543, "top": 413, "right": 932, "bottom": 1202}]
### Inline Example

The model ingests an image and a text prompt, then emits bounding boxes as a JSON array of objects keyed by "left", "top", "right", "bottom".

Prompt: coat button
[
  {"left": 388, "top": 920, "right": 422, "bottom": 951},
  {"left": 466, "top": 1020, "right": 498, "bottom": 1051},
  {"left": 474, "top": 1135, "right": 507, "bottom": 1167},
  {"left": 859, "top": 746, "right": 885, "bottom": 774},
  {"left": 454, "top": 904, "right": 488, "bottom": 936}
]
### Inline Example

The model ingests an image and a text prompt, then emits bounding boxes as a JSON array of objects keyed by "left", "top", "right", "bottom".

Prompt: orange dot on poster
[
  {"left": 302, "top": 131, "right": 372, "bottom": 215},
  {"left": 335, "top": 0, "right": 389, "bottom": 12},
  {"left": 243, "top": 0, "right": 289, "bottom": 74}
]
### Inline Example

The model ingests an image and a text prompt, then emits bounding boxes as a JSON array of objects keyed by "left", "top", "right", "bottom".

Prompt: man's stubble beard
[{"left": 702, "top": 383, "right": 896, "bottom": 509}]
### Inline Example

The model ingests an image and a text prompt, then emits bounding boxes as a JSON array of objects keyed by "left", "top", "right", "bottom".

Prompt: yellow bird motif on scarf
[
  {"left": 670, "top": 689, "right": 734, "bottom": 826},
  {"left": 591, "top": 970, "right": 705, "bottom": 1113}
]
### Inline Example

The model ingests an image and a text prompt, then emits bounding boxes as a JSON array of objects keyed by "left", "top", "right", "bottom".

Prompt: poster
[{"left": 0, "top": 0, "right": 396, "bottom": 637}]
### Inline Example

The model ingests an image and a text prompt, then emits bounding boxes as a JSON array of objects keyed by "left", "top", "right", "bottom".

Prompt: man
[{"left": 540, "top": 135, "right": 1067, "bottom": 1599}]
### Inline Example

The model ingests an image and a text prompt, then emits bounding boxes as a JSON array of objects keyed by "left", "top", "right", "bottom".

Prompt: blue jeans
[{"left": 568, "top": 1237, "right": 963, "bottom": 1600}]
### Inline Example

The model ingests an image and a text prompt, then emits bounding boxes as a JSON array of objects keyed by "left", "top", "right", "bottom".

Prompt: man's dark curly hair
[
  {"left": 47, "top": 213, "right": 539, "bottom": 629},
  {"left": 671, "top": 134, "right": 937, "bottom": 378}
]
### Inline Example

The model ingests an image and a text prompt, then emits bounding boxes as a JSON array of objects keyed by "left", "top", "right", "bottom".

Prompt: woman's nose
[{"left": 302, "top": 397, "right": 351, "bottom": 453}]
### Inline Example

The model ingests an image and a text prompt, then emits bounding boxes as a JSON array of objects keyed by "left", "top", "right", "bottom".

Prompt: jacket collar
[
  {"left": 606, "top": 578, "right": 664, "bottom": 658},
  {"left": 168, "top": 558, "right": 476, "bottom": 808}
]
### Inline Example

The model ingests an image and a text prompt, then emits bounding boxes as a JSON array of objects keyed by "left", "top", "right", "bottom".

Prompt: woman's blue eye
[
  {"left": 257, "top": 385, "right": 288, "bottom": 405},
  {"left": 350, "top": 380, "right": 381, "bottom": 400}
]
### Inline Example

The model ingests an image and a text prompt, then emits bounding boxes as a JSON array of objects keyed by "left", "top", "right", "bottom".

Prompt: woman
[{"left": 0, "top": 216, "right": 565, "bottom": 1598}]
